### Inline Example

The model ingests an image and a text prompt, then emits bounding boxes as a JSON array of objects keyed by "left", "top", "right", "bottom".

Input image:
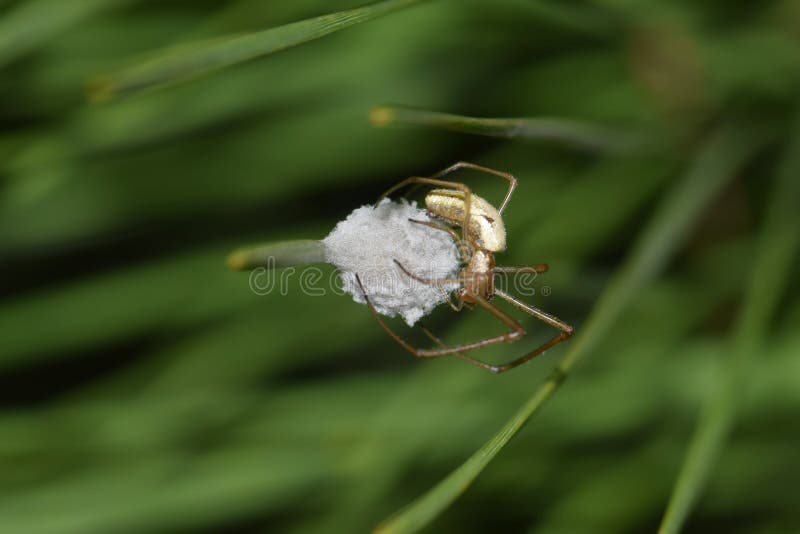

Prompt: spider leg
[
  {"left": 436, "top": 286, "right": 464, "bottom": 312},
  {"left": 393, "top": 259, "right": 462, "bottom": 310},
  {"left": 494, "top": 265, "right": 548, "bottom": 295},
  {"left": 474, "top": 288, "right": 574, "bottom": 373},
  {"left": 494, "top": 264, "right": 549, "bottom": 274},
  {"left": 393, "top": 259, "right": 461, "bottom": 286},
  {"left": 375, "top": 176, "right": 476, "bottom": 250},
  {"left": 414, "top": 292, "right": 525, "bottom": 358},
  {"left": 360, "top": 269, "right": 565, "bottom": 374},
  {"left": 408, "top": 218, "right": 460, "bottom": 242},
  {"left": 432, "top": 161, "right": 518, "bottom": 214},
  {"left": 495, "top": 288, "right": 573, "bottom": 333},
  {"left": 354, "top": 274, "right": 450, "bottom": 359},
  {"left": 417, "top": 289, "right": 572, "bottom": 373},
  {"left": 359, "top": 268, "right": 523, "bottom": 363},
  {"left": 392, "top": 261, "right": 569, "bottom": 371},
  {"left": 418, "top": 323, "right": 507, "bottom": 373},
  {"left": 408, "top": 219, "right": 472, "bottom": 262},
  {"left": 423, "top": 321, "right": 569, "bottom": 374}
]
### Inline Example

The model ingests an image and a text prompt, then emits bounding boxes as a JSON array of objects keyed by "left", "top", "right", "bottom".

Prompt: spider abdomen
[{"left": 425, "top": 189, "right": 507, "bottom": 252}]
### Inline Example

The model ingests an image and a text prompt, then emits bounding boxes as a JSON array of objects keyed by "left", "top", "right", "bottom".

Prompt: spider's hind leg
[
  {"left": 418, "top": 324, "right": 506, "bottom": 374},
  {"left": 355, "top": 274, "right": 448, "bottom": 359}
]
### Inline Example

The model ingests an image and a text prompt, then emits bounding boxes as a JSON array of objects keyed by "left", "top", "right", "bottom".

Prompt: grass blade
[
  {"left": 369, "top": 105, "right": 649, "bottom": 152},
  {"left": 89, "top": 0, "right": 430, "bottom": 100},
  {"left": 226, "top": 239, "right": 327, "bottom": 271},
  {"left": 374, "top": 123, "right": 768, "bottom": 534},
  {"left": 0, "top": 0, "right": 128, "bottom": 68},
  {"left": 657, "top": 118, "right": 800, "bottom": 534}
]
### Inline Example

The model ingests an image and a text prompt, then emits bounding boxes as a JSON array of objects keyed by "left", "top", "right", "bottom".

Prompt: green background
[{"left": 1, "top": 1, "right": 799, "bottom": 533}]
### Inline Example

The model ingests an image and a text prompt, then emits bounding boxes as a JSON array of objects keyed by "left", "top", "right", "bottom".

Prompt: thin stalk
[
  {"left": 370, "top": 106, "right": 650, "bottom": 152},
  {"left": 89, "top": 0, "right": 430, "bottom": 100},
  {"left": 226, "top": 240, "right": 326, "bottom": 271},
  {"left": 0, "top": 0, "right": 129, "bottom": 68}
]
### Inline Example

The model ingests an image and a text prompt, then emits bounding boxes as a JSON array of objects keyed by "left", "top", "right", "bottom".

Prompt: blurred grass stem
[
  {"left": 89, "top": 0, "right": 430, "bottom": 100},
  {"left": 370, "top": 106, "right": 648, "bottom": 152}
]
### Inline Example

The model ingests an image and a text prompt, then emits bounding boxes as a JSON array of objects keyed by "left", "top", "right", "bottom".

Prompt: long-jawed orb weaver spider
[{"left": 355, "top": 162, "right": 574, "bottom": 373}]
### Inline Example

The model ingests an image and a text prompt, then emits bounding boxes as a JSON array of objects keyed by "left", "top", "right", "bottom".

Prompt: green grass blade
[
  {"left": 0, "top": 0, "right": 128, "bottom": 68},
  {"left": 226, "top": 239, "right": 327, "bottom": 271},
  {"left": 89, "top": 0, "right": 430, "bottom": 100},
  {"left": 369, "top": 105, "right": 650, "bottom": 152},
  {"left": 657, "top": 119, "right": 800, "bottom": 534},
  {"left": 374, "top": 123, "right": 768, "bottom": 534}
]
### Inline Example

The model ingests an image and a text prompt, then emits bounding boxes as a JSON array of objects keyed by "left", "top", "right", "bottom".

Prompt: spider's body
[
  {"left": 425, "top": 189, "right": 507, "bottom": 253},
  {"left": 360, "top": 161, "right": 574, "bottom": 373},
  {"left": 425, "top": 189, "right": 504, "bottom": 302}
]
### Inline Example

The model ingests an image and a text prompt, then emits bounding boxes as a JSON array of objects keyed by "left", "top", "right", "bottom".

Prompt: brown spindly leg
[
  {"left": 494, "top": 264, "right": 548, "bottom": 296},
  {"left": 394, "top": 260, "right": 571, "bottom": 371},
  {"left": 471, "top": 288, "right": 574, "bottom": 372},
  {"left": 375, "top": 176, "right": 475, "bottom": 250},
  {"left": 439, "top": 288, "right": 466, "bottom": 312},
  {"left": 356, "top": 274, "right": 525, "bottom": 361},
  {"left": 393, "top": 260, "right": 527, "bottom": 355},
  {"left": 392, "top": 259, "right": 463, "bottom": 311},
  {"left": 432, "top": 161, "right": 518, "bottom": 214},
  {"left": 494, "top": 264, "right": 549, "bottom": 274},
  {"left": 495, "top": 288, "right": 573, "bottom": 334},
  {"left": 418, "top": 324, "right": 508, "bottom": 373},
  {"left": 408, "top": 218, "right": 461, "bottom": 243},
  {"left": 393, "top": 259, "right": 461, "bottom": 286},
  {"left": 355, "top": 274, "right": 451, "bottom": 359},
  {"left": 424, "top": 291, "right": 573, "bottom": 373},
  {"left": 414, "top": 291, "right": 526, "bottom": 358},
  {"left": 408, "top": 218, "right": 472, "bottom": 262},
  {"left": 360, "top": 271, "right": 571, "bottom": 373}
]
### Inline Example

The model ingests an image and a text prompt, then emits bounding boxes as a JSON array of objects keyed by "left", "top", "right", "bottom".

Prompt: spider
[{"left": 355, "top": 161, "right": 574, "bottom": 373}]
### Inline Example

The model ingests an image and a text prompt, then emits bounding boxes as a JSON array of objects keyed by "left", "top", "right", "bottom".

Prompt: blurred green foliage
[{"left": 0, "top": 1, "right": 799, "bottom": 533}]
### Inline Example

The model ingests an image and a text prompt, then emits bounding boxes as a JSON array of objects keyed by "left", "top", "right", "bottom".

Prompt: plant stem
[
  {"left": 90, "top": 0, "right": 430, "bottom": 100},
  {"left": 226, "top": 239, "right": 326, "bottom": 271},
  {"left": 370, "top": 106, "right": 649, "bottom": 152}
]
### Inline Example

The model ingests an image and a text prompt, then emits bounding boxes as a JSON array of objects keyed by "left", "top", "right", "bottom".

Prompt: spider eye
[{"left": 483, "top": 215, "right": 495, "bottom": 223}]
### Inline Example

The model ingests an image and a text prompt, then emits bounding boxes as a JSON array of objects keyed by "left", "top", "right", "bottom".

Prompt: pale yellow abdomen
[{"left": 425, "top": 189, "right": 507, "bottom": 252}]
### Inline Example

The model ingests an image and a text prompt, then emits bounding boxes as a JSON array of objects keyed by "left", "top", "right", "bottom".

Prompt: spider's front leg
[
  {"left": 407, "top": 219, "right": 472, "bottom": 263},
  {"left": 432, "top": 161, "right": 517, "bottom": 213},
  {"left": 375, "top": 176, "right": 476, "bottom": 250},
  {"left": 478, "top": 288, "right": 574, "bottom": 373}
]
